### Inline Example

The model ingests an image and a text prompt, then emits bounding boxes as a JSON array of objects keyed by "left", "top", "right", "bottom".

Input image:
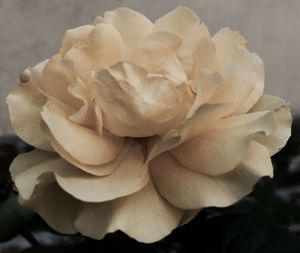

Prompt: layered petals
[
  {"left": 150, "top": 141, "right": 273, "bottom": 209},
  {"left": 6, "top": 60, "right": 52, "bottom": 150}
]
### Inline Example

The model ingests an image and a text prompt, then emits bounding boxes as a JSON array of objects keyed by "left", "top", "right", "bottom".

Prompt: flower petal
[
  {"left": 213, "top": 27, "right": 248, "bottom": 72},
  {"left": 11, "top": 150, "right": 59, "bottom": 200},
  {"left": 133, "top": 31, "right": 182, "bottom": 70},
  {"left": 40, "top": 55, "right": 80, "bottom": 109},
  {"left": 54, "top": 143, "right": 149, "bottom": 202},
  {"left": 250, "top": 94, "right": 292, "bottom": 155},
  {"left": 74, "top": 181, "right": 184, "bottom": 243},
  {"left": 103, "top": 7, "right": 153, "bottom": 55},
  {"left": 6, "top": 61, "right": 52, "bottom": 150},
  {"left": 147, "top": 103, "right": 232, "bottom": 162},
  {"left": 65, "top": 23, "right": 124, "bottom": 80},
  {"left": 210, "top": 48, "right": 264, "bottom": 115},
  {"left": 150, "top": 141, "right": 273, "bottom": 209},
  {"left": 41, "top": 100, "right": 124, "bottom": 165},
  {"left": 153, "top": 6, "right": 202, "bottom": 51},
  {"left": 50, "top": 138, "right": 132, "bottom": 176},
  {"left": 171, "top": 110, "right": 276, "bottom": 176},
  {"left": 59, "top": 25, "right": 94, "bottom": 56},
  {"left": 19, "top": 183, "right": 79, "bottom": 234},
  {"left": 92, "top": 62, "right": 186, "bottom": 137}
]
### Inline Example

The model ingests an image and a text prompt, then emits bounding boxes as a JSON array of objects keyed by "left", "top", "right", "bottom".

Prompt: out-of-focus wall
[{"left": 0, "top": 0, "right": 299, "bottom": 134}]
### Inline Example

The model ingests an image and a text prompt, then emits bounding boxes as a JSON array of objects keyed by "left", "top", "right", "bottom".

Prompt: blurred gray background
[{"left": 0, "top": 0, "right": 299, "bottom": 134}]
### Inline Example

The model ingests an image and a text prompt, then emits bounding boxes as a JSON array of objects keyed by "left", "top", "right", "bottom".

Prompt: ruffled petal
[
  {"left": 59, "top": 25, "right": 94, "bottom": 56},
  {"left": 250, "top": 94, "right": 292, "bottom": 155},
  {"left": 50, "top": 138, "right": 132, "bottom": 176},
  {"left": 40, "top": 55, "right": 80, "bottom": 109},
  {"left": 54, "top": 142, "right": 149, "bottom": 202},
  {"left": 19, "top": 183, "right": 79, "bottom": 234},
  {"left": 170, "top": 110, "right": 276, "bottom": 176},
  {"left": 41, "top": 100, "right": 124, "bottom": 165},
  {"left": 213, "top": 27, "right": 248, "bottom": 72},
  {"left": 147, "top": 103, "right": 232, "bottom": 162},
  {"left": 65, "top": 23, "right": 123, "bottom": 80},
  {"left": 6, "top": 61, "right": 52, "bottom": 150},
  {"left": 10, "top": 150, "right": 59, "bottom": 200},
  {"left": 74, "top": 181, "right": 184, "bottom": 243},
  {"left": 210, "top": 48, "right": 264, "bottom": 115},
  {"left": 92, "top": 62, "right": 187, "bottom": 137},
  {"left": 133, "top": 31, "right": 182, "bottom": 70},
  {"left": 150, "top": 141, "right": 273, "bottom": 209},
  {"left": 103, "top": 7, "right": 153, "bottom": 56}
]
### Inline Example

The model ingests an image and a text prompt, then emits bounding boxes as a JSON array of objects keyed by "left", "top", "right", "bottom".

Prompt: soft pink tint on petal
[
  {"left": 150, "top": 141, "right": 273, "bottom": 209},
  {"left": 74, "top": 181, "right": 184, "bottom": 243},
  {"left": 6, "top": 61, "right": 52, "bottom": 150}
]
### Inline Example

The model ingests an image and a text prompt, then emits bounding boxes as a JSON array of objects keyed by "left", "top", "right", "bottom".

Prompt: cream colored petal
[
  {"left": 147, "top": 103, "right": 232, "bottom": 162},
  {"left": 210, "top": 48, "right": 264, "bottom": 115},
  {"left": 74, "top": 181, "right": 184, "bottom": 243},
  {"left": 10, "top": 149, "right": 55, "bottom": 181},
  {"left": 19, "top": 183, "right": 79, "bottom": 234},
  {"left": 103, "top": 7, "right": 153, "bottom": 55},
  {"left": 50, "top": 138, "right": 132, "bottom": 176},
  {"left": 133, "top": 31, "right": 182, "bottom": 70},
  {"left": 92, "top": 62, "right": 185, "bottom": 137},
  {"left": 6, "top": 61, "right": 52, "bottom": 150},
  {"left": 40, "top": 55, "right": 80, "bottom": 109},
  {"left": 67, "top": 77, "right": 94, "bottom": 128},
  {"left": 150, "top": 141, "right": 273, "bottom": 209},
  {"left": 187, "top": 68, "right": 223, "bottom": 118},
  {"left": 59, "top": 25, "right": 94, "bottom": 56},
  {"left": 213, "top": 27, "right": 248, "bottom": 72},
  {"left": 153, "top": 6, "right": 202, "bottom": 51},
  {"left": 11, "top": 150, "right": 59, "bottom": 200},
  {"left": 170, "top": 110, "right": 276, "bottom": 176},
  {"left": 153, "top": 54, "right": 188, "bottom": 86},
  {"left": 250, "top": 94, "right": 292, "bottom": 155},
  {"left": 41, "top": 100, "right": 124, "bottom": 165},
  {"left": 65, "top": 23, "right": 123, "bottom": 80},
  {"left": 54, "top": 143, "right": 149, "bottom": 202}
]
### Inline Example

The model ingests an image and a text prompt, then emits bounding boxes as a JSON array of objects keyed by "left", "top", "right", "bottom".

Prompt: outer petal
[
  {"left": 19, "top": 183, "right": 79, "bottom": 234},
  {"left": 41, "top": 100, "right": 124, "bottom": 165},
  {"left": 59, "top": 25, "right": 94, "bottom": 56},
  {"left": 147, "top": 103, "right": 232, "bottom": 162},
  {"left": 210, "top": 48, "right": 264, "bottom": 115},
  {"left": 103, "top": 7, "right": 153, "bottom": 55},
  {"left": 6, "top": 61, "right": 52, "bottom": 150},
  {"left": 153, "top": 6, "right": 204, "bottom": 51},
  {"left": 54, "top": 142, "right": 149, "bottom": 202},
  {"left": 250, "top": 94, "right": 292, "bottom": 155},
  {"left": 170, "top": 111, "right": 276, "bottom": 176},
  {"left": 74, "top": 181, "right": 184, "bottom": 243},
  {"left": 150, "top": 141, "right": 273, "bottom": 209},
  {"left": 212, "top": 27, "right": 248, "bottom": 72}
]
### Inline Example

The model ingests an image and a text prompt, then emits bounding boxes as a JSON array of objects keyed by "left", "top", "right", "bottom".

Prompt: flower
[{"left": 7, "top": 6, "right": 292, "bottom": 243}]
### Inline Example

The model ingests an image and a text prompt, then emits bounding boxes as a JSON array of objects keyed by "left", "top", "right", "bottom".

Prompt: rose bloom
[{"left": 7, "top": 6, "right": 292, "bottom": 243}]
